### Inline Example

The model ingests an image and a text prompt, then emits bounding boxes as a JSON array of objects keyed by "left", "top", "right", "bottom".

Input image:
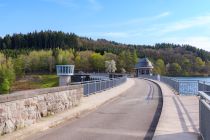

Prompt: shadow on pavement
[{"left": 153, "top": 132, "right": 202, "bottom": 140}]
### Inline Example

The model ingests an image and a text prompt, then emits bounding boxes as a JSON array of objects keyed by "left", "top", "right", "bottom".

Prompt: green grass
[
  {"left": 31, "top": 75, "right": 59, "bottom": 88},
  {"left": 11, "top": 74, "right": 59, "bottom": 92}
]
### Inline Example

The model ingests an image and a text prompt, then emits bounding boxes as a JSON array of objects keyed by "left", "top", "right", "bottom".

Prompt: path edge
[{"left": 143, "top": 78, "right": 163, "bottom": 140}]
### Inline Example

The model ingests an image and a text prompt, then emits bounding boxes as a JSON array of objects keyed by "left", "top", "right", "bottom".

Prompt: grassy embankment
[{"left": 11, "top": 74, "right": 59, "bottom": 92}]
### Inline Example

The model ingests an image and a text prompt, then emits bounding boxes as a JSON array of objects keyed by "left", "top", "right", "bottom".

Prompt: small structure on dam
[
  {"left": 56, "top": 65, "right": 75, "bottom": 86},
  {"left": 134, "top": 58, "right": 153, "bottom": 77}
]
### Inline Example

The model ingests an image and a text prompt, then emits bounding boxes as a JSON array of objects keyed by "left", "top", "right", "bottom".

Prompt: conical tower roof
[{"left": 135, "top": 58, "right": 153, "bottom": 69}]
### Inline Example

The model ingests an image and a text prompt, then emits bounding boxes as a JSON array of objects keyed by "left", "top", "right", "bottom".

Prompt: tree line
[
  {"left": 0, "top": 49, "right": 137, "bottom": 93},
  {"left": 152, "top": 57, "right": 207, "bottom": 76},
  {"left": 1, "top": 31, "right": 209, "bottom": 61},
  {"left": 1, "top": 31, "right": 210, "bottom": 63},
  {"left": 1, "top": 30, "right": 210, "bottom": 93}
]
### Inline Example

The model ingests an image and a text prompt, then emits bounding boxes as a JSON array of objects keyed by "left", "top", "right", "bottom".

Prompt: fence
[
  {"left": 140, "top": 75, "right": 199, "bottom": 95},
  {"left": 70, "top": 76, "right": 127, "bottom": 96},
  {"left": 199, "top": 91, "right": 210, "bottom": 140},
  {"left": 159, "top": 76, "right": 180, "bottom": 93},
  {"left": 199, "top": 82, "right": 210, "bottom": 92}
]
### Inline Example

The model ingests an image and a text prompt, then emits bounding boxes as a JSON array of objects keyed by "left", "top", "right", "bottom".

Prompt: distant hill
[
  {"left": 0, "top": 30, "right": 209, "bottom": 59},
  {"left": 0, "top": 30, "right": 210, "bottom": 76}
]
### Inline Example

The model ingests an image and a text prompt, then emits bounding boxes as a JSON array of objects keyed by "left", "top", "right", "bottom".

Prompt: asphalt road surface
[{"left": 27, "top": 79, "right": 162, "bottom": 140}]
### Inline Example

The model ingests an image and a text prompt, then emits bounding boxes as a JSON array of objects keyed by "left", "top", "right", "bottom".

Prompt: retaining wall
[{"left": 0, "top": 85, "right": 83, "bottom": 135}]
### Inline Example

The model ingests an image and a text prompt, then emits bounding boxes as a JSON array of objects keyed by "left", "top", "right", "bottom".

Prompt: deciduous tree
[{"left": 105, "top": 60, "right": 117, "bottom": 73}]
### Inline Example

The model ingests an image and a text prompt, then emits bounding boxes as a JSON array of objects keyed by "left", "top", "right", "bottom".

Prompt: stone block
[
  {"left": 15, "top": 119, "right": 25, "bottom": 130},
  {"left": 3, "top": 120, "right": 15, "bottom": 134},
  {"left": 24, "top": 120, "right": 34, "bottom": 127}
]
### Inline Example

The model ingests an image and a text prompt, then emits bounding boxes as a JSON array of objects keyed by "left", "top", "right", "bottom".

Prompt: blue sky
[{"left": 1, "top": 0, "right": 210, "bottom": 51}]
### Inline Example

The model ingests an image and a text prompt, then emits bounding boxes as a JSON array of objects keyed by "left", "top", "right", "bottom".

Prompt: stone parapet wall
[{"left": 0, "top": 85, "right": 83, "bottom": 135}]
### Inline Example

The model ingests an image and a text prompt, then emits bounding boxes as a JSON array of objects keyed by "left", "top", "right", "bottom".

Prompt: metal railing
[
  {"left": 199, "top": 82, "right": 210, "bottom": 92},
  {"left": 159, "top": 76, "right": 180, "bottom": 93},
  {"left": 140, "top": 75, "right": 200, "bottom": 95},
  {"left": 199, "top": 91, "right": 210, "bottom": 140},
  {"left": 70, "top": 76, "right": 127, "bottom": 96}
]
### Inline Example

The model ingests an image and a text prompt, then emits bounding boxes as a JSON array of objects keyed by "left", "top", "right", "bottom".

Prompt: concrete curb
[
  {"left": 1, "top": 78, "right": 135, "bottom": 140},
  {"left": 143, "top": 79, "right": 163, "bottom": 140}
]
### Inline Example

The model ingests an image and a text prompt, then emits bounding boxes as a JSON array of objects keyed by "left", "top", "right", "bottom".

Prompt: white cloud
[
  {"left": 127, "top": 11, "right": 171, "bottom": 24},
  {"left": 80, "top": 12, "right": 171, "bottom": 42},
  {"left": 155, "top": 12, "right": 171, "bottom": 19},
  {"left": 163, "top": 37, "right": 210, "bottom": 51},
  {"left": 101, "top": 32, "right": 128, "bottom": 38},
  {"left": 156, "top": 14, "right": 210, "bottom": 35},
  {"left": 94, "top": 11, "right": 171, "bottom": 28},
  {"left": 81, "top": 13, "right": 210, "bottom": 52},
  {"left": 83, "top": 31, "right": 128, "bottom": 38}
]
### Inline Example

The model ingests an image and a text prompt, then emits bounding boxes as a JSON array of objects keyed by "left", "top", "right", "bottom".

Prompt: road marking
[{"left": 145, "top": 81, "right": 155, "bottom": 102}]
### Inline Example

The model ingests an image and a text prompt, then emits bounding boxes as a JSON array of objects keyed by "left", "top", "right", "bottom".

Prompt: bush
[
  {"left": 0, "top": 79, "right": 10, "bottom": 92},
  {"left": 13, "top": 55, "right": 26, "bottom": 78},
  {"left": 0, "top": 53, "right": 15, "bottom": 94}
]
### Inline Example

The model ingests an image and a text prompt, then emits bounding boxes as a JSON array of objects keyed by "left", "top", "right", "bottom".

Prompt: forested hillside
[
  {"left": 0, "top": 30, "right": 210, "bottom": 93},
  {"left": 1, "top": 30, "right": 210, "bottom": 75},
  {"left": 1, "top": 31, "right": 210, "bottom": 75}
]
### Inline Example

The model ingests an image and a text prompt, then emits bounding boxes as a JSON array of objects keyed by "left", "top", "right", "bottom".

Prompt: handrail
[
  {"left": 199, "top": 91, "right": 210, "bottom": 140},
  {"left": 141, "top": 75, "right": 200, "bottom": 95},
  {"left": 69, "top": 77, "right": 124, "bottom": 85},
  {"left": 200, "top": 99, "right": 210, "bottom": 110},
  {"left": 82, "top": 76, "right": 127, "bottom": 96},
  {"left": 177, "top": 80, "right": 199, "bottom": 82},
  {"left": 199, "top": 91, "right": 210, "bottom": 102}
]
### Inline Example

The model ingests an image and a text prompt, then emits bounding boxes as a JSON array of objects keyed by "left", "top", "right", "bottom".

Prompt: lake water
[{"left": 175, "top": 77, "right": 210, "bottom": 84}]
